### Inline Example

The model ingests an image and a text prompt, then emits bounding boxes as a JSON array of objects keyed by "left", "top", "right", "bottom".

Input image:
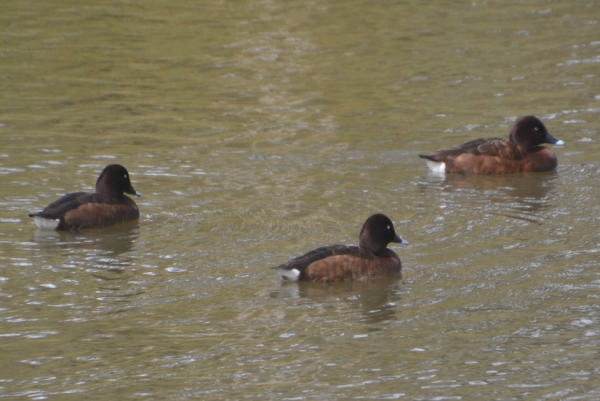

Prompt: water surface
[{"left": 1, "top": 0, "right": 600, "bottom": 399}]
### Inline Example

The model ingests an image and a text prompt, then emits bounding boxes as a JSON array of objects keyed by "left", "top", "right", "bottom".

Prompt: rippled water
[{"left": 1, "top": 0, "right": 600, "bottom": 399}]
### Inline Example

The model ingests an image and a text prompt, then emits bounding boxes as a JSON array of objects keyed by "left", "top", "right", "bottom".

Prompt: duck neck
[
  {"left": 95, "top": 181, "right": 122, "bottom": 197},
  {"left": 359, "top": 239, "right": 385, "bottom": 256}
]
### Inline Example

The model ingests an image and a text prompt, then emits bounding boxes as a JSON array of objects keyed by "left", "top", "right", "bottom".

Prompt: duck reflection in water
[
  {"left": 272, "top": 276, "right": 404, "bottom": 326},
  {"left": 420, "top": 169, "right": 558, "bottom": 221},
  {"left": 32, "top": 222, "right": 140, "bottom": 266}
]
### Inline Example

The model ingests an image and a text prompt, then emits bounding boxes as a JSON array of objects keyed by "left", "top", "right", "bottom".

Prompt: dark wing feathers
[
  {"left": 273, "top": 245, "right": 363, "bottom": 272},
  {"left": 455, "top": 138, "right": 491, "bottom": 153},
  {"left": 29, "top": 192, "right": 118, "bottom": 219},
  {"left": 473, "top": 138, "right": 526, "bottom": 159},
  {"left": 28, "top": 192, "right": 86, "bottom": 219},
  {"left": 421, "top": 137, "right": 526, "bottom": 161}
]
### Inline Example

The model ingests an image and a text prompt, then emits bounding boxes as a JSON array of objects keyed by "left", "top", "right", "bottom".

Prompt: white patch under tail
[
  {"left": 274, "top": 267, "right": 301, "bottom": 281},
  {"left": 33, "top": 216, "right": 60, "bottom": 230},
  {"left": 424, "top": 160, "right": 446, "bottom": 173}
]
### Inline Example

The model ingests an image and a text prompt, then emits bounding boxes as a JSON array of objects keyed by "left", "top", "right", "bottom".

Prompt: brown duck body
[
  {"left": 419, "top": 116, "right": 564, "bottom": 174},
  {"left": 272, "top": 214, "right": 407, "bottom": 282},
  {"left": 275, "top": 245, "right": 401, "bottom": 282},
  {"left": 29, "top": 164, "right": 141, "bottom": 230}
]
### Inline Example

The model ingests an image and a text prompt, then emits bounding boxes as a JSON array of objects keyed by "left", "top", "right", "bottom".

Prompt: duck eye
[
  {"left": 534, "top": 126, "right": 538, "bottom": 131},
  {"left": 124, "top": 174, "right": 128, "bottom": 179},
  {"left": 387, "top": 225, "right": 391, "bottom": 230}
]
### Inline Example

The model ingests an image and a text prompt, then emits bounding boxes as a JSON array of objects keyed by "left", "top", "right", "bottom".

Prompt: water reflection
[
  {"left": 32, "top": 222, "right": 139, "bottom": 254},
  {"left": 272, "top": 276, "right": 403, "bottom": 326},
  {"left": 30, "top": 223, "right": 140, "bottom": 278},
  {"left": 418, "top": 171, "right": 558, "bottom": 223}
]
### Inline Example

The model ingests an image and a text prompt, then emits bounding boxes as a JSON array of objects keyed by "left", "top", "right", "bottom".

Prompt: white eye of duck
[
  {"left": 124, "top": 174, "right": 128, "bottom": 179},
  {"left": 387, "top": 225, "right": 391, "bottom": 230},
  {"left": 534, "top": 126, "right": 538, "bottom": 131}
]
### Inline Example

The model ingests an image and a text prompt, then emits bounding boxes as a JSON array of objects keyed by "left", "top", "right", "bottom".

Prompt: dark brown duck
[
  {"left": 29, "top": 164, "right": 141, "bottom": 230},
  {"left": 419, "top": 116, "right": 565, "bottom": 174},
  {"left": 272, "top": 214, "right": 408, "bottom": 282}
]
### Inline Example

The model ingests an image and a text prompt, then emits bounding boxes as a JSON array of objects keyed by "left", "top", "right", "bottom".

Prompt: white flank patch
[
  {"left": 276, "top": 268, "right": 301, "bottom": 281},
  {"left": 425, "top": 160, "right": 446, "bottom": 173},
  {"left": 33, "top": 216, "right": 60, "bottom": 230}
]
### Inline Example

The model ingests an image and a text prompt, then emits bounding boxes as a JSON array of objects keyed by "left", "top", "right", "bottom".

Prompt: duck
[
  {"left": 272, "top": 213, "right": 408, "bottom": 282},
  {"left": 419, "top": 115, "right": 565, "bottom": 174},
  {"left": 29, "top": 164, "right": 141, "bottom": 230}
]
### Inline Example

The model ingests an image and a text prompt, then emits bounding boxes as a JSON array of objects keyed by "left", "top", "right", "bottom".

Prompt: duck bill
[
  {"left": 126, "top": 186, "right": 142, "bottom": 197},
  {"left": 545, "top": 132, "right": 565, "bottom": 146},
  {"left": 393, "top": 235, "right": 409, "bottom": 245}
]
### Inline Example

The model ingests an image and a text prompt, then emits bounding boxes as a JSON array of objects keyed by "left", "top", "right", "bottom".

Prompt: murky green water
[{"left": 1, "top": 0, "right": 599, "bottom": 399}]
